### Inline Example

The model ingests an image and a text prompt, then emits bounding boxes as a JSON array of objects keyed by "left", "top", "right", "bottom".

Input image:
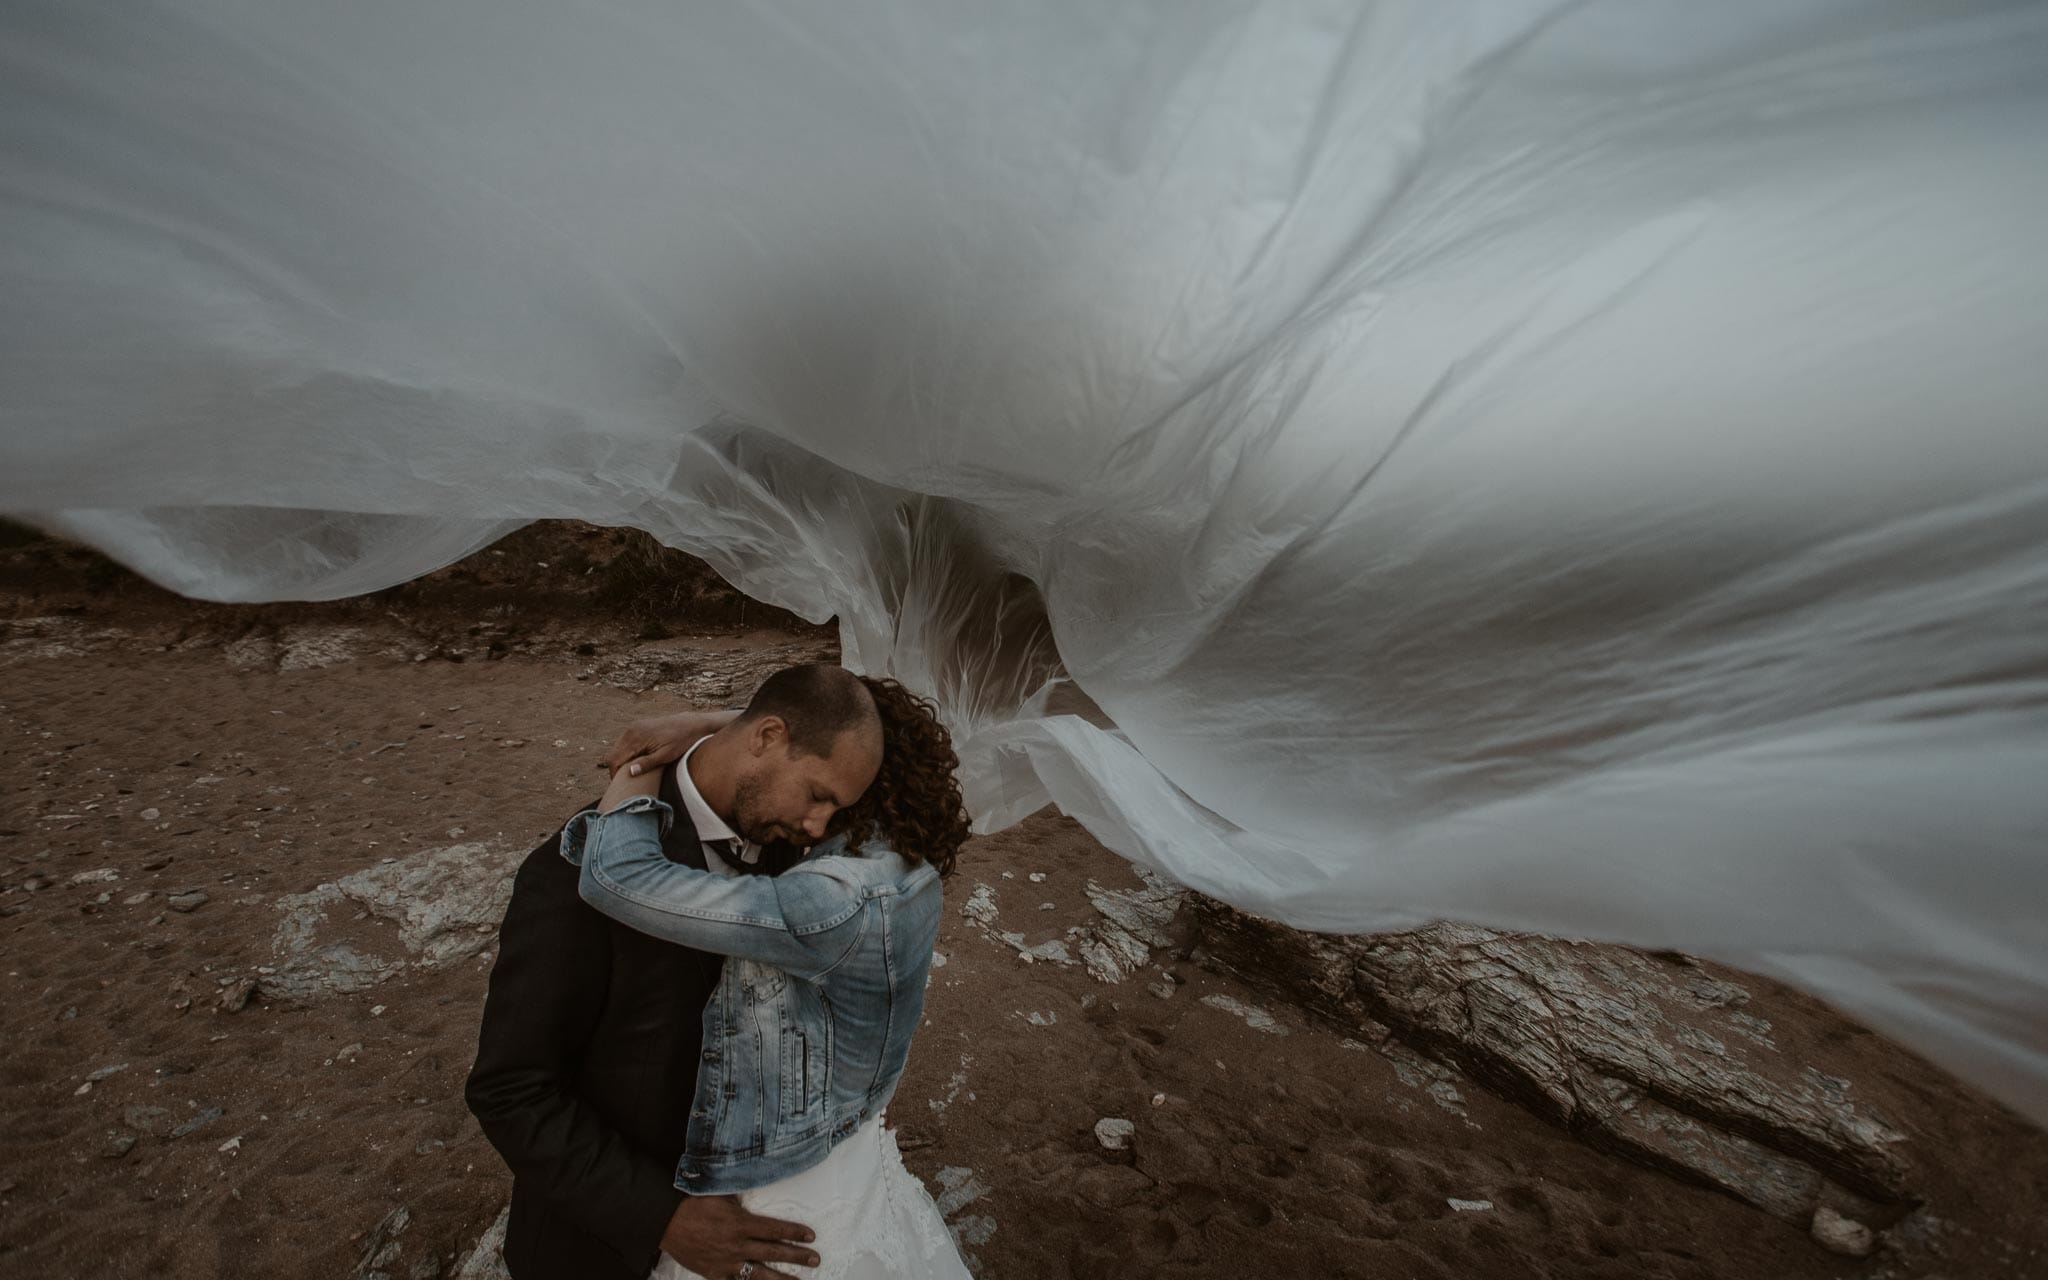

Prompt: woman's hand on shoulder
[{"left": 599, "top": 708, "right": 740, "bottom": 778}]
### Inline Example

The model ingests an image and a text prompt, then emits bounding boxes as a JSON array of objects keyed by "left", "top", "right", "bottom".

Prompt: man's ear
[{"left": 748, "top": 715, "right": 787, "bottom": 757}]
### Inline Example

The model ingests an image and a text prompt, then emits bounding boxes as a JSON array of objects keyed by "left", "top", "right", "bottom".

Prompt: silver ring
[{"left": 735, "top": 1265, "right": 754, "bottom": 1280}]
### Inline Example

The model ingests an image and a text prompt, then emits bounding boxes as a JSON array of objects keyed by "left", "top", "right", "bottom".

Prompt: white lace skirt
[{"left": 650, "top": 1117, "right": 971, "bottom": 1280}]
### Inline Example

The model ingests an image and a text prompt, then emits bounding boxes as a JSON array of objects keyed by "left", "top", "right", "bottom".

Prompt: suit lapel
[{"left": 655, "top": 763, "right": 710, "bottom": 871}]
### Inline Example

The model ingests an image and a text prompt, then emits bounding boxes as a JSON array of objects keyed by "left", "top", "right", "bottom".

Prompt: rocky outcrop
[
  {"left": 263, "top": 841, "right": 523, "bottom": 1000},
  {"left": 958, "top": 867, "right": 1190, "bottom": 980},
  {"left": 584, "top": 637, "right": 837, "bottom": 697},
  {"left": 453, "top": 1207, "right": 512, "bottom": 1280},
  {"left": 1190, "top": 903, "right": 1914, "bottom": 1232}
]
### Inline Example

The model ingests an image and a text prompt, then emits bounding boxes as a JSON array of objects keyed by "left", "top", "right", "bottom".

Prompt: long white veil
[{"left": 4, "top": 2, "right": 2045, "bottom": 1123}]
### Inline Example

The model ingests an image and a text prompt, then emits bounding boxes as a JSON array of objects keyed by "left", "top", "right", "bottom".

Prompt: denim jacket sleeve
[{"left": 560, "top": 796, "right": 866, "bottom": 982}]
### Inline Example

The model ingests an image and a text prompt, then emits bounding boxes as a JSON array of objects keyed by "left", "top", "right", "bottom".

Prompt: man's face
[{"left": 730, "top": 721, "right": 882, "bottom": 847}]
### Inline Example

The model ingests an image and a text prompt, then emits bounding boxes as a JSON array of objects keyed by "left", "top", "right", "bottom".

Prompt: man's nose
[{"left": 802, "top": 810, "right": 829, "bottom": 839}]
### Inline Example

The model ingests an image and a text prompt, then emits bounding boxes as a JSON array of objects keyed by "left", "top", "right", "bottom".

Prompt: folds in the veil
[{"left": 4, "top": 1, "right": 2046, "bottom": 1122}]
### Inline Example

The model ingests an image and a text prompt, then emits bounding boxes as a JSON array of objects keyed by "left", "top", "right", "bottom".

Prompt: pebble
[
  {"left": 101, "top": 1133, "right": 137, "bottom": 1159},
  {"left": 1093, "top": 1117, "right": 1136, "bottom": 1151},
  {"left": 1028, "top": 873, "right": 1046, "bottom": 883},
  {"left": 217, "top": 1135, "right": 242, "bottom": 1154},
  {"left": 139, "top": 808, "right": 160, "bottom": 821},
  {"left": 166, "top": 891, "right": 209, "bottom": 913},
  {"left": 217, "top": 977, "right": 257, "bottom": 1013},
  {"left": 371, "top": 1004, "right": 386, "bottom": 1017},
  {"left": 123, "top": 891, "right": 152, "bottom": 905},
  {"left": 122, "top": 1105, "right": 173, "bottom": 1135},
  {"left": 69, "top": 868, "right": 120, "bottom": 885},
  {"left": 169, "top": 1105, "right": 224, "bottom": 1140},
  {"left": 87, "top": 1063, "right": 129, "bottom": 1082},
  {"left": 1448, "top": 1198, "right": 1494, "bottom": 1212},
  {"left": 1811, "top": 1206, "right": 1876, "bottom": 1258}
]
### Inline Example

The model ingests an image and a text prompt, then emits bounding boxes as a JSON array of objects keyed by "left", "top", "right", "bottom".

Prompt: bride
[{"left": 578, "top": 675, "right": 973, "bottom": 1280}]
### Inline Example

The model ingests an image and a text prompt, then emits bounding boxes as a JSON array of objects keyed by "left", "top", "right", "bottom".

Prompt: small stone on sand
[
  {"left": 1093, "top": 1118, "right": 1135, "bottom": 1151},
  {"left": 1810, "top": 1206, "right": 1875, "bottom": 1258}
]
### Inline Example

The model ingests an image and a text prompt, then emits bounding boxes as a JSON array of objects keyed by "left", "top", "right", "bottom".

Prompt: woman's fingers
[
  {"left": 599, "top": 732, "right": 652, "bottom": 776},
  {"left": 626, "top": 736, "right": 694, "bottom": 776},
  {"left": 600, "top": 709, "right": 740, "bottom": 774}
]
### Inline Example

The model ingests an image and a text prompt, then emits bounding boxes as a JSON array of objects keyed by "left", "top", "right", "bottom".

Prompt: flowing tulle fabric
[{"left": 4, "top": 3, "right": 2045, "bottom": 1122}]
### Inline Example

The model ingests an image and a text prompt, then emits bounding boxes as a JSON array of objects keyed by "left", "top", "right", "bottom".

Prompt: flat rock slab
[
  {"left": 263, "top": 841, "right": 523, "bottom": 1000},
  {"left": 1191, "top": 903, "right": 1913, "bottom": 1227}
]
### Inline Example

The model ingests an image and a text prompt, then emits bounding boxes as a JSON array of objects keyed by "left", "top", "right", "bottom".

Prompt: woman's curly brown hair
[{"left": 827, "top": 676, "right": 970, "bottom": 878}]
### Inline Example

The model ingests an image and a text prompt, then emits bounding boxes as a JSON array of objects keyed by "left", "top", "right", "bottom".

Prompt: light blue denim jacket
[{"left": 559, "top": 795, "right": 942, "bottom": 1195}]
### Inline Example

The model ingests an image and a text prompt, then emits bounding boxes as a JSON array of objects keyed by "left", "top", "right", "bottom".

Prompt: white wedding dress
[{"left": 649, "top": 1116, "right": 969, "bottom": 1280}]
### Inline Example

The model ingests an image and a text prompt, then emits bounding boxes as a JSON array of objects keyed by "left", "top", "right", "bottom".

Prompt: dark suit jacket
[{"left": 465, "top": 767, "right": 805, "bottom": 1280}]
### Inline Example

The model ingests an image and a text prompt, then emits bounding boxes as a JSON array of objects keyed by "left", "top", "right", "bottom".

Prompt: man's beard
[{"left": 729, "top": 773, "right": 789, "bottom": 846}]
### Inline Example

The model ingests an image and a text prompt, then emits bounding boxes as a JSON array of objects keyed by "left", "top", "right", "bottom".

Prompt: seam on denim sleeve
[
  {"left": 595, "top": 872, "right": 791, "bottom": 928},
  {"left": 587, "top": 858, "right": 796, "bottom": 931},
  {"left": 807, "top": 907, "right": 870, "bottom": 980},
  {"left": 780, "top": 868, "right": 865, "bottom": 937}
]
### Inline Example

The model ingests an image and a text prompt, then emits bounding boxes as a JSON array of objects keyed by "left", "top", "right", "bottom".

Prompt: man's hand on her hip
[{"left": 659, "top": 1195, "right": 818, "bottom": 1279}]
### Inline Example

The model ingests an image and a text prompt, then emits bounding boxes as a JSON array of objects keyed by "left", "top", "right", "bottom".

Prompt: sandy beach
[{"left": 2, "top": 525, "right": 2043, "bottom": 1279}]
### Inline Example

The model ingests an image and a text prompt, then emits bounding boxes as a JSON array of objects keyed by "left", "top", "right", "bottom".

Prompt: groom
[{"left": 466, "top": 664, "right": 884, "bottom": 1280}]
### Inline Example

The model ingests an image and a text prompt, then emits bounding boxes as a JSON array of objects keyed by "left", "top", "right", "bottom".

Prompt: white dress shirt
[{"left": 674, "top": 735, "right": 759, "bottom": 871}]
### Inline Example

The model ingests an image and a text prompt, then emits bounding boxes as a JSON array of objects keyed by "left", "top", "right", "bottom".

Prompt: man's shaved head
[{"left": 736, "top": 663, "right": 880, "bottom": 758}]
